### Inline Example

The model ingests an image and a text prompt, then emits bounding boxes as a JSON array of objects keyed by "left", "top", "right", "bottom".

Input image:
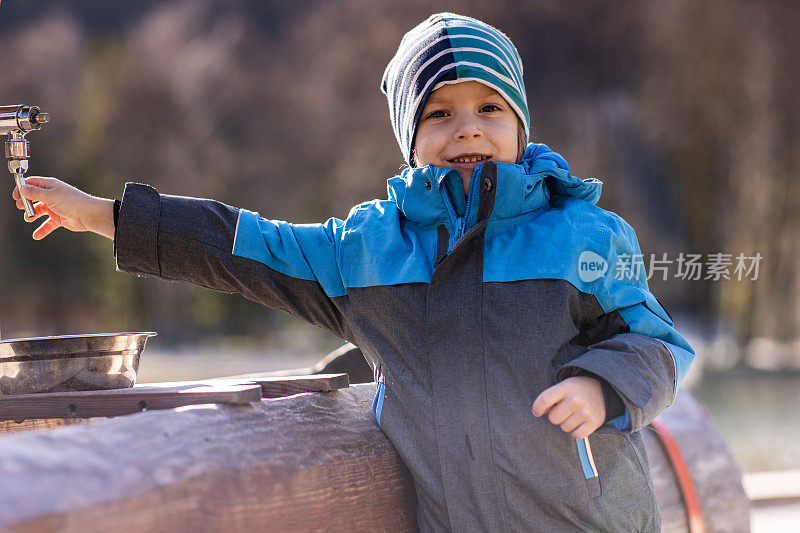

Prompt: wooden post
[{"left": 0, "top": 385, "right": 417, "bottom": 532}]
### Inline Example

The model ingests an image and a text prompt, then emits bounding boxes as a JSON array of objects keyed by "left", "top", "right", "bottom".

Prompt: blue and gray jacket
[{"left": 115, "top": 143, "right": 694, "bottom": 532}]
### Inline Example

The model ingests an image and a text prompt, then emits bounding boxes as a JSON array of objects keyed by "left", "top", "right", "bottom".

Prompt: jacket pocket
[
  {"left": 576, "top": 437, "right": 602, "bottom": 499},
  {"left": 372, "top": 365, "right": 386, "bottom": 428}
]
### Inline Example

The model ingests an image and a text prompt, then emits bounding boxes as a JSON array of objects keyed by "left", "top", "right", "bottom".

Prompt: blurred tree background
[{"left": 1, "top": 0, "right": 798, "bottom": 370}]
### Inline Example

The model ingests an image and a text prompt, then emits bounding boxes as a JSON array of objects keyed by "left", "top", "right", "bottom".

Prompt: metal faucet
[{"left": 1, "top": 105, "right": 50, "bottom": 218}]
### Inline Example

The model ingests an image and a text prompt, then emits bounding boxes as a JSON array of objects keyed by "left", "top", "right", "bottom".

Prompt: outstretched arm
[{"left": 12, "top": 178, "right": 352, "bottom": 341}]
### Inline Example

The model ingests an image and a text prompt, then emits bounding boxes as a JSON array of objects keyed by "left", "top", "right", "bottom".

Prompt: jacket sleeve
[
  {"left": 556, "top": 215, "right": 695, "bottom": 433},
  {"left": 114, "top": 182, "right": 351, "bottom": 340}
]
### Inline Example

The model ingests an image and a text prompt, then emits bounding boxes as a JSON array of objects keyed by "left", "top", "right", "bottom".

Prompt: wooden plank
[
  {"left": 223, "top": 372, "right": 349, "bottom": 397},
  {"left": 142, "top": 372, "right": 350, "bottom": 398},
  {"left": 0, "top": 374, "right": 348, "bottom": 430},
  {"left": 0, "top": 384, "right": 262, "bottom": 420},
  {"left": 0, "top": 383, "right": 417, "bottom": 532}
]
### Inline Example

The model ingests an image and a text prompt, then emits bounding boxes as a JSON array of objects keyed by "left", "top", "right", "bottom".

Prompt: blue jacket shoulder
[
  {"left": 338, "top": 199, "right": 436, "bottom": 288},
  {"left": 543, "top": 196, "right": 637, "bottom": 256},
  {"left": 341, "top": 199, "right": 401, "bottom": 231}
]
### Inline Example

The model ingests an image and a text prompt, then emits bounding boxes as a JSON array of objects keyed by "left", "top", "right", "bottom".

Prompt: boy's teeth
[{"left": 453, "top": 156, "right": 487, "bottom": 163}]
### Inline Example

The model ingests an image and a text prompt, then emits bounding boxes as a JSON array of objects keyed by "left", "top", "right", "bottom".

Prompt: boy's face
[{"left": 413, "top": 81, "right": 520, "bottom": 193}]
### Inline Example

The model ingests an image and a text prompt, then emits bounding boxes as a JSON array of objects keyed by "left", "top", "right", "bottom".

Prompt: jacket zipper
[
  {"left": 462, "top": 165, "right": 482, "bottom": 229},
  {"left": 439, "top": 165, "right": 483, "bottom": 251},
  {"left": 439, "top": 176, "right": 461, "bottom": 247}
]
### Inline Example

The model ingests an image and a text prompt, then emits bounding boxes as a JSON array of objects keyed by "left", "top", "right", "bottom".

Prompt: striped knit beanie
[{"left": 381, "top": 13, "right": 530, "bottom": 165}]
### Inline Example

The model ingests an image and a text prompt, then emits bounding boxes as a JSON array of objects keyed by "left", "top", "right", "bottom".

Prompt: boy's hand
[
  {"left": 11, "top": 177, "right": 115, "bottom": 240},
  {"left": 532, "top": 376, "right": 606, "bottom": 439}
]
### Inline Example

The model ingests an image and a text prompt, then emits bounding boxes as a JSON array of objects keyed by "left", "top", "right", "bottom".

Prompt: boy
[{"left": 13, "top": 13, "right": 693, "bottom": 532}]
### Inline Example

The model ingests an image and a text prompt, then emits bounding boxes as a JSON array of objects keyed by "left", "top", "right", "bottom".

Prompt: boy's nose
[{"left": 453, "top": 116, "right": 482, "bottom": 141}]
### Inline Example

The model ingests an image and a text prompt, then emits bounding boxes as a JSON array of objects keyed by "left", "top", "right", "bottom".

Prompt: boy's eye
[
  {"left": 425, "top": 109, "right": 447, "bottom": 120},
  {"left": 481, "top": 104, "right": 502, "bottom": 113}
]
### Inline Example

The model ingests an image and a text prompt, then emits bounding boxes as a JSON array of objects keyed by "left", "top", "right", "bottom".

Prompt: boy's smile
[{"left": 413, "top": 81, "right": 520, "bottom": 194}]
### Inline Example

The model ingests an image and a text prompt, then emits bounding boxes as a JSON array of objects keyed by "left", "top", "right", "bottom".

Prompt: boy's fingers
[
  {"left": 571, "top": 422, "right": 596, "bottom": 440},
  {"left": 23, "top": 202, "right": 49, "bottom": 222},
  {"left": 531, "top": 382, "right": 567, "bottom": 417},
  {"left": 559, "top": 413, "right": 583, "bottom": 434},
  {"left": 546, "top": 400, "right": 575, "bottom": 426},
  {"left": 531, "top": 394, "right": 552, "bottom": 417},
  {"left": 19, "top": 184, "right": 52, "bottom": 203},
  {"left": 23, "top": 176, "right": 57, "bottom": 188},
  {"left": 32, "top": 217, "right": 60, "bottom": 240}
]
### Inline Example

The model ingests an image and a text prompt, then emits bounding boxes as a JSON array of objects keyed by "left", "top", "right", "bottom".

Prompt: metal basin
[{"left": 0, "top": 332, "right": 156, "bottom": 395}]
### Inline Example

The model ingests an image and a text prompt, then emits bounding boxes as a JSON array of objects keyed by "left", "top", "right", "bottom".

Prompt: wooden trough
[{"left": 0, "top": 381, "right": 750, "bottom": 532}]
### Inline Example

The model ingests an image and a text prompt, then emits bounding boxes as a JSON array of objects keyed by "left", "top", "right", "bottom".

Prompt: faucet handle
[{"left": 32, "top": 112, "right": 49, "bottom": 125}]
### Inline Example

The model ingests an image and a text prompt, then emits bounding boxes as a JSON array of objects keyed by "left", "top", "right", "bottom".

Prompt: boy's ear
[{"left": 517, "top": 120, "right": 527, "bottom": 163}]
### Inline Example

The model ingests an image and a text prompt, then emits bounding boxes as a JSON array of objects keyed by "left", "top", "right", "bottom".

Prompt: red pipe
[{"left": 650, "top": 416, "right": 705, "bottom": 533}]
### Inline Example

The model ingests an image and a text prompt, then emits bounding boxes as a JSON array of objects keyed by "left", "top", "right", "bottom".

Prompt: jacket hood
[{"left": 387, "top": 143, "right": 603, "bottom": 226}]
